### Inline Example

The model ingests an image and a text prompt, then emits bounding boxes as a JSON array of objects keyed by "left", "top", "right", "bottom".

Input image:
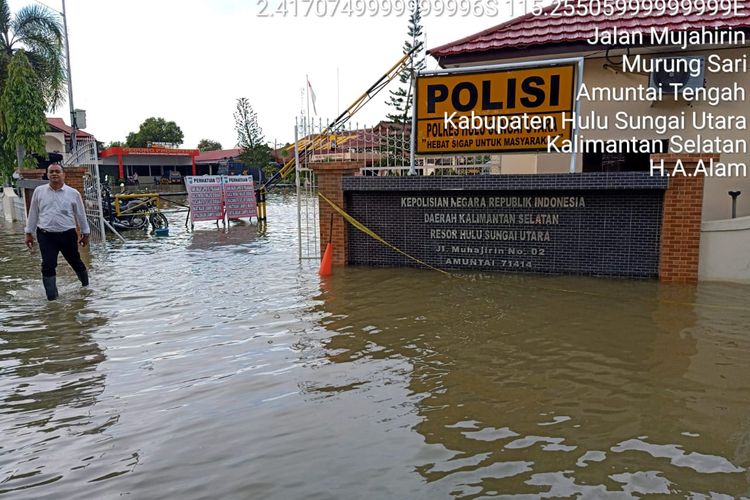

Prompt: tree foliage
[
  {"left": 234, "top": 97, "right": 271, "bottom": 166},
  {"left": 197, "top": 138, "right": 222, "bottom": 152},
  {"left": 0, "top": 50, "right": 47, "bottom": 179},
  {"left": 0, "top": 0, "right": 66, "bottom": 110},
  {"left": 0, "top": 143, "right": 13, "bottom": 185},
  {"left": 125, "top": 117, "right": 184, "bottom": 147},
  {"left": 385, "top": 4, "right": 425, "bottom": 123},
  {"left": 0, "top": 0, "right": 65, "bottom": 183}
]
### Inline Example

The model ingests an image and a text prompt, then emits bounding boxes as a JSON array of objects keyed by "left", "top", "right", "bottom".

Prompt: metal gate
[
  {"left": 292, "top": 117, "right": 495, "bottom": 262},
  {"left": 295, "top": 118, "right": 320, "bottom": 262},
  {"left": 64, "top": 138, "right": 107, "bottom": 242}
]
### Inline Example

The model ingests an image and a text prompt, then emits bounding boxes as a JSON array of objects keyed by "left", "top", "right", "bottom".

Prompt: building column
[
  {"left": 654, "top": 153, "right": 716, "bottom": 283},
  {"left": 310, "top": 161, "right": 363, "bottom": 267}
]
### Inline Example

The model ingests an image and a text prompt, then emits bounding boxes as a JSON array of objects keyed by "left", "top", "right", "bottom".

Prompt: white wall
[
  {"left": 45, "top": 133, "right": 65, "bottom": 154},
  {"left": 699, "top": 215, "right": 750, "bottom": 282}
]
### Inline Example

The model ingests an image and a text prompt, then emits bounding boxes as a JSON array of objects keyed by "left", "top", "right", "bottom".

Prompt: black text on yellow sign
[{"left": 416, "top": 65, "right": 576, "bottom": 154}]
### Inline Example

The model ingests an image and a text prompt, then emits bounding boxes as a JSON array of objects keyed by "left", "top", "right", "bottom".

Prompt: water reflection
[
  {"left": 0, "top": 294, "right": 113, "bottom": 494},
  {"left": 314, "top": 269, "right": 750, "bottom": 497},
  {"left": 2, "top": 192, "right": 749, "bottom": 498},
  {"left": 187, "top": 223, "right": 262, "bottom": 251},
  {"left": 2, "top": 301, "right": 106, "bottom": 412}
]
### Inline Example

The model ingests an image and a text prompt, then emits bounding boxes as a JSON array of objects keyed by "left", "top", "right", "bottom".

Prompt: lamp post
[{"left": 61, "top": 0, "right": 76, "bottom": 153}]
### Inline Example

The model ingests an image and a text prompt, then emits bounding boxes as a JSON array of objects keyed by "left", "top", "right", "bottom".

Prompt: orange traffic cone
[{"left": 319, "top": 243, "right": 333, "bottom": 277}]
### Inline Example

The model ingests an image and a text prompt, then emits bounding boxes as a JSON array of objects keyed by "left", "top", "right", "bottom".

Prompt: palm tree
[{"left": 0, "top": 0, "right": 66, "bottom": 110}]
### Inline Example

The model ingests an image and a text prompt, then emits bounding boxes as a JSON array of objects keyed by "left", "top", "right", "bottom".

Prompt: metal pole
[
  {"left": 306, "top": 74, "right": 311, "bottom": 127},
  {"left": 409, "top": 72, "right": 417, "bottom": 176},
  {"left": 62, "top": 0, "right": 76, "bottom": 153},
  {"left": 569, "top": 58, "right": 585, "bottom": 174},
  {"left": 295, "top": 119, "right": 302, "bottom": 262}
]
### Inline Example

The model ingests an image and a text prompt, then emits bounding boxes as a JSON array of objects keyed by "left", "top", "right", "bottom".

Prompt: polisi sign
[{"left": 416, "top": 65, "right": 576, "bottom": 154}]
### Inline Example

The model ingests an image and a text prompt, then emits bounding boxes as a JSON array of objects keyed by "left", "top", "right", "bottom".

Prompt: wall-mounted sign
[
  {"left": 344, "top": 175, "right": 667, "bottom": 278},
  {"left": 101, "top": 147, "right": 200, "bottom": 157},
  {"left": 415, "top": 65, "right": 576, "bottom": 154}
]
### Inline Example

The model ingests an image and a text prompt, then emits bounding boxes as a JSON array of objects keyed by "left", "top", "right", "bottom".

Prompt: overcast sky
[{"left": 8, "top": 0, "right": 521, "bottom": 150}]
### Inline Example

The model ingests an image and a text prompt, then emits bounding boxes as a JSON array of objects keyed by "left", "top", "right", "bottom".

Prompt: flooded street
[{"left": 1, "top": 192, "right": 750, "bottom": 498}]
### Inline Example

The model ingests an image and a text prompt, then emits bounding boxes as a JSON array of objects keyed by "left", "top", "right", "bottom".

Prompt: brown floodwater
[{"left": 1, "top": 192, "right": 749, "bottom": 498}]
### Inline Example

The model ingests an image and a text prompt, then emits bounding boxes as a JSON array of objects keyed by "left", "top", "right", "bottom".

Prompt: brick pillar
[
  {"left": 310, "top": 161, "right": 362, "bottom": 266},
  {"left": 20, "top": 169, "right": 47, "bottom": 214},
  {"left": 21, "top": 167, "right": 86, "bottom": 196},
  {"left": 21, "top": 167, "right": 88, "bottom": 212},
  {"left": 61, "top": 167, "right": 87, "bottom": 196},
  {"left": 654, "top": 153, "right": 716, "bottom": 283},
  {"left": 20, "top": 168, "right": 47, "bottom": 181}
]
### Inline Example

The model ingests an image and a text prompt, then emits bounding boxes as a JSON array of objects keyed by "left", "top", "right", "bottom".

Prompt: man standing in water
[{"left": 24, "top": 164, "right": 90, "bottom": 300}]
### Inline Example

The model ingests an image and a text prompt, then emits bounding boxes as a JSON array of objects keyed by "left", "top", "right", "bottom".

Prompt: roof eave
[
  {"left": 431, "top": 27, "right": 750, "bottom": 68},
  {"left": 432, "top": 42, "right": 592, "bottom": 67}
]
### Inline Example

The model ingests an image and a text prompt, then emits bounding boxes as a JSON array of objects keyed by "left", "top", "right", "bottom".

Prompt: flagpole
[
  {"left": 306, "top": 74, "right": 311, "bottom": 134},
  {"left": 300, "top": 87, "right": 305, "bottom": 136}
]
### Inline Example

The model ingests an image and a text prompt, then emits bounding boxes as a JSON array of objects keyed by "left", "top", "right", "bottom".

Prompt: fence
[
  {"left": 64, "top": 139, "right": 107, "bottom": 242},
  {"left": 293, "top": 117, "right": 497, "bottom": 261},
  {"left": 295, "top": 117, "right": 494, "bottom": 176},
  {"left": 295, "top": 119, "right": 320, "bottom": 262}
]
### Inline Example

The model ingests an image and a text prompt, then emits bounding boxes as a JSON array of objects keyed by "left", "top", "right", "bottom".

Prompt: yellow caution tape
[{"left": 318, "top": 192, "right": 452, "bottom": 276}]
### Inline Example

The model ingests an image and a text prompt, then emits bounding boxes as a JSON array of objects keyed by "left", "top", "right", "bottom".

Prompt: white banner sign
[
  {"left": 185, "top": 176, "right": 224, "bottom": 222},
  {"left": 186, "top": 175, "right": 258, "bottom": 223},
  {"left": 222, "top": 176, "right": 257, "bottom": 219}
]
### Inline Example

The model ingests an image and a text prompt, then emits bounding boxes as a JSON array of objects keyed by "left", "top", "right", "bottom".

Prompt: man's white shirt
[{"left": 24, "top": 184, "right": 91, "bottom": 235}]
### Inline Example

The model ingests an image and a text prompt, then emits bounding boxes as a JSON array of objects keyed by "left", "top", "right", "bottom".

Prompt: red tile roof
[
  {"left": 429, "top": 7, "right": 750, "bottom": 61},
  {"left": 195, "top": 148, "right": 242, "bottom": 163},
  {"left": 47, "top": 117, "right": 94, "bottom": 139}
]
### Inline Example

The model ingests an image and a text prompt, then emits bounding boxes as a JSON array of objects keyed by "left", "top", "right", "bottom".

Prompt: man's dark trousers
[{"left": 37, "top": 228, "right": 87, "bottom": 284}]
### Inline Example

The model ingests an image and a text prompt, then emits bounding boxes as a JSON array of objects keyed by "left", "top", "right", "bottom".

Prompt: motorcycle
[{"left": 99, "top": 183, "right": 169, "bottom": 232}]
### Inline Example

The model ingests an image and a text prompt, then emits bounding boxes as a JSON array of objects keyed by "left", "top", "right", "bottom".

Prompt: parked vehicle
[{"left": 100, "top": 183, "right": 168, "bottom": 232}]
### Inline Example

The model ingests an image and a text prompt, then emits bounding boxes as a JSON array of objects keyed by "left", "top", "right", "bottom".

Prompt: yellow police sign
[{"left": 415, "top": 65, "right": 576, "bottom": 154}]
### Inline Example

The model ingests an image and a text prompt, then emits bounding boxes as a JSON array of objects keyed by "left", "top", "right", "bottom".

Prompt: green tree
[
  {"left": 126, "top": 117, "right": 184, "bottom": 147},
  {"left": 0, "top": 50, "right": 47, "bottom": 182},
  {"left": 385, "top": 3, "right": 425, "bottom": 123},
  {"left": 0, "top": 143, "right": 13, "bottom": 185},
  {"left": 0, "top": 0, "right": 66, "bottom": 109},
  {"left": 106, "top": 140, "right": 125, "bottom": 148},
  {"left": 234, "top": 97, "right": 271, "bottom": 167},
  {"left": 0, "top": 0, "right": 66, "bottom": 183},
  {"left": 197, "top": 138, "right": 222, "bottom": 152}
]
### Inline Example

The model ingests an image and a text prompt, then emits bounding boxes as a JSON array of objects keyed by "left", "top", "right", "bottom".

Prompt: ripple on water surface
[{"left": 1, "top": 192, "right": 750, "bottom": 498}]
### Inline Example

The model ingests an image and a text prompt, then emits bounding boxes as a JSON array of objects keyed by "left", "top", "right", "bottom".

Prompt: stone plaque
[{"left": 344, "top": 175, "right": 666, "bottom": 278}]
